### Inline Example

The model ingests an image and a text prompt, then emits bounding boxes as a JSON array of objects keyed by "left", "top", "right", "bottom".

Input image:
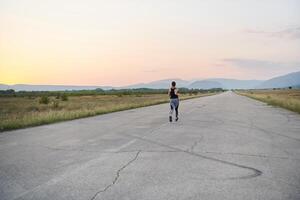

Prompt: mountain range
[
  {"left": 0, "top": 84, "right": 113, "bottom": 92},
  {"left": 1, "top": 71, "right": 299, "bottom": 91},
  {"left": 256, "top": 71, "right": 300, "bottom": 89}
]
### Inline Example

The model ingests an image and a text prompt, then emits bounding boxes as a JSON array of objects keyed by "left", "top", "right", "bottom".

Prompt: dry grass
[
  {"left": 236, "top": 89, "right": 300, "bottom": 114},
  {"left": 0, "top": 93, "right": 217, "bottom": 131}
]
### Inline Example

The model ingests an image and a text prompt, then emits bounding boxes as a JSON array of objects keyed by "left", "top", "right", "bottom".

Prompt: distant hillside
[
  {"left": 206, "top": 79, "right": 263, "bottom": 89},
  {"left": 123, "top": 79, "right": 190, "bottom": 89},
  {"left": 2, "top": 71, "right": 299, "bottom": 91},
  {"left": 0, "top": 84, "right": 113, "bottom": 91},
  {"left": 125, "top": 78, "right": 262, "bottom": 89},
  {"left": 188, "top": 80, "right": 222, "bottom": 89},
  {"left": 0, "top": 84, "right": 10, "bottom": 90},
  {"left": 257, "top": 71, "right": 300, "bottom": 89}
]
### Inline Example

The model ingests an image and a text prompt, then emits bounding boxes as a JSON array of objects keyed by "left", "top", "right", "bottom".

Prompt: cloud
[{"left": 244, "top": 27, "right": 300, "bottom": 39}]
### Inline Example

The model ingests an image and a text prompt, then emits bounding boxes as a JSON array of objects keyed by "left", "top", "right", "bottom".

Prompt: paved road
[{"left": 1, "top": 92, "right": 300, "bottom": 200}]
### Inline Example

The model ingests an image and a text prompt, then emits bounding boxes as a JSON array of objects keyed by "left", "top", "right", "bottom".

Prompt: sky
[{"left": 0, "top": 0, "right": 300, "bottom": 86}]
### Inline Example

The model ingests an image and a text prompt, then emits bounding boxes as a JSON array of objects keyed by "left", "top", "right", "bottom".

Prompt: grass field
[
  {"left": 0, "top": 93, "right": 218, "bottom": 131},
  {"left": 237, "top": 89, "right": 300, "bottom": 114}
]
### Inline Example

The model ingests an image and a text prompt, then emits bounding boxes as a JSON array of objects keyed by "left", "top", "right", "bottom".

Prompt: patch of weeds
[{"left": 39, "top": 96, "right": 49, "bottom": 104}]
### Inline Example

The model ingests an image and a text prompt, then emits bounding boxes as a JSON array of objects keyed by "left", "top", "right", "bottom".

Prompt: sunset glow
[{"left": 1, "top": 0, "right": 300, "bottom": 86}]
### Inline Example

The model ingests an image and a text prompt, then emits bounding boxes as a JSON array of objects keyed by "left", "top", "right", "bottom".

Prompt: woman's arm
[{"left": 175, "top": 89, "right": 179, "bottom": 95}]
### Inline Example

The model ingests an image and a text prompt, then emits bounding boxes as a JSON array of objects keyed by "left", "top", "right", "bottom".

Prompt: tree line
[{"left": 0, "top": 88, "right": 225, "bottom": 97}]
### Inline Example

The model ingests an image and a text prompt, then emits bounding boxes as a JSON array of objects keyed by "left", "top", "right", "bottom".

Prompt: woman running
[{"left": 168, "top": 81, "right": 179, "bottom": 122}]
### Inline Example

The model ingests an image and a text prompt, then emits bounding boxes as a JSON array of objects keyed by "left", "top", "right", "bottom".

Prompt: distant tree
[
  {"left": 0, "top": 89, "right": 15, "bottom": 94},
  {"left": 55, "top": 93, "right": 61, "bottom": 99},
  {"left": 61, "top": 93, "right": 68, "bottom": 101},
  {"left": 39, "top": 96, "right": 49, "bottom": 104},
  {"left": 95, "top": 88, "right": 104, "bottom": 92},
  {"left": 7, "top": 89, "right": 15, "bottom": 94}
]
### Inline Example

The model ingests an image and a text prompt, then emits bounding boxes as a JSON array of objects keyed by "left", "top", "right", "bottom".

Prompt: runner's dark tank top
[{"left": 170, "top": 88, "right": 178, "bottom": 99}]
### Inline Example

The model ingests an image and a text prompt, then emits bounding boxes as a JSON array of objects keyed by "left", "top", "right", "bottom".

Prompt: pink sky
[{"left": 1, "top": 0, "right": 300, "bottom": 86}]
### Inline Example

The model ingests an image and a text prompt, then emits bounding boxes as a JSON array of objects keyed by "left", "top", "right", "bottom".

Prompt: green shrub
[
  {"left": 39, "top": 96, "right": 49, "bottom": 104},
  {"left": 61, "top": 93, "right": 68, "bottom": 101},
  {"left": 55, "top": 94, "right": 61, "bottom": 99}
]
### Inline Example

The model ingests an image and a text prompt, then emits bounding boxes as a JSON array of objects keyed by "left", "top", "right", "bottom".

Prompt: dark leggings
[{"left": 170, "top": 104, "right": 179, "bottom": 117}]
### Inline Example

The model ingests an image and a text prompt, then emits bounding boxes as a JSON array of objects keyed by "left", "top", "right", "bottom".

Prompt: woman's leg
[
  {"left": 169, "top": 100, "right": 175, "bottom": 122},
  {"left": 175, "top": 100, "right": 179, "bottom": 120},
  {"left": 169, "top": 103, "right": 174, "bottom": 116}
]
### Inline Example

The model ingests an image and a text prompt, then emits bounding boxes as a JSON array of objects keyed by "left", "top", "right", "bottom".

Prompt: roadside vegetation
[
  {"left": 0, "top": 88, "right": 223, "bottom": 131},
  {"left": 236, "top": 89, "right": 300, "bottom": 114}
]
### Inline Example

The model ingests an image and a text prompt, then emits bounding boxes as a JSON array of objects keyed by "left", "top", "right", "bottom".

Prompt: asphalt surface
[{"left": 1, "top": 91, "right": 300, "bottom": 200}]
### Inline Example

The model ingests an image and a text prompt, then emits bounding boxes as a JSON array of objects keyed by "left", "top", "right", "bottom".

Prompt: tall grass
[
  {"left": 237, "top": 90, "right": 300, "bottom": 114},
  {"left": 0, "top": 93, "right": 218, "bottom": 131}
]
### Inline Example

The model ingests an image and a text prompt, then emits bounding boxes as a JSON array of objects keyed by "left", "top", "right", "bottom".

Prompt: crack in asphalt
[
  {"left": 222, "top": 118, "right": 295, "bottom": 157},
  {"left": 119, "top": 150, "right": 179, "bottom": 153},
  {"left": 253, "top": 124, "right": 300, "bottom": 143},
  {"left": 188, "top": 136, "right": 204, "bottom": 153},
  {"left": 43, "top": 146, "right": 179, "bottom": 154},
  {"left": 89, "top": 150, "right": 141, "bottom": 200},
  {"left": 123, "top": 133, "right": 263, "bottom": 180},
  {"left": 117, "top": 116, "right": 263, "bottom": 180},
  {"left": 202, "top": 151, "right": 300, "bottom": 161},
  {"left": 39, "top": 144, "right": 298, "bottom": 161},
  {"left": 249, "top": 118, "right": 293, "bottom": 157},
  {"left": 121, "top": 150, "right": 299, "bottom": 160}
]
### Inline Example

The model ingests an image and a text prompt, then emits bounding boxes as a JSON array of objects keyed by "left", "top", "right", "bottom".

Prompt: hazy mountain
[
  {"left": 257, "top": 71, "right": 300, "bottom": 89},
  {"left": 206, "top": 79, "right": 263, "bottom": 89},
  {"left": 0, "top": 84, "right": 10, "bottom": 90},
  {"left": 123, "top": 79, "right": 190, "bottom": 89},
  {"left": 0, "top": 84, "right": 113, "bottom": 91},
  {"left": 1, "top": 71, "right": 299, "bottom": 91},
  {"left": 188, "top": 80, "right": 222, "bottom": 89},
  {"left": 124, "top": 78, "right": 262, "bottom": 89}
]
